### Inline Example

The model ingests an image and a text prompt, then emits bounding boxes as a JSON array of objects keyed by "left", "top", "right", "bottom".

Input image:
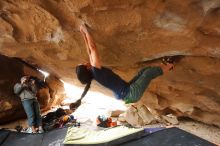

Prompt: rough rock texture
[
  {"left": 0, "top": 0, "right": 220, "bottom": 126},
  {"left": 122, "top": 104, "right": 179, "bottom": 126},
  {"left": 124, "top": 104, "right": 158, "bottom": 127},
  {"left": 0, "top": 55, "right": 65, "bottom": 124},
  {"left": 141, "top": 56, "right": 220, "bottom": 127}
]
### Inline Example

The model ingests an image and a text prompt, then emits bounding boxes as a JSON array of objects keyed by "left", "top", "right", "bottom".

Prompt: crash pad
[
  {"left": 120, "top": 127, "right": 216, "bottom": 146},
  {"left": 0, "top": 126, "right": 215, "bottom": 146},
  {"left": 0, "top": 127, "right": 68, "bottom": 146},
  {"left": 63, "top": 126, "right": 145, "bottom": 146}
]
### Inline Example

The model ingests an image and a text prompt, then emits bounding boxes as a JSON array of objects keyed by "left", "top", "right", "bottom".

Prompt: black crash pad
[
  {"left": 0, "top": 130, "right": 10, "bottom": 145},
  {"left": 42, "top": 127, "right": 68, "bottom": 146},
  {"left": 0, "top": 127, "right": 68, "bottom": 146},
  {"left": 120, "top": 127, "right": 217, "bottom": 146},
  {"left": 1, "top": 132, "right": 43, "bottom": 146}
]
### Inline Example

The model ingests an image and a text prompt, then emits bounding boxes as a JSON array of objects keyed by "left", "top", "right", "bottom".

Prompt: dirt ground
[{"left": 176, "top": 120, "right": 220, "bottom": 145}]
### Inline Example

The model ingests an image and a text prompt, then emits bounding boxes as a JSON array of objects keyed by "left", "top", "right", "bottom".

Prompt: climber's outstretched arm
[{"left": 80, "top": 24, "right": 101, "bottom": 69}]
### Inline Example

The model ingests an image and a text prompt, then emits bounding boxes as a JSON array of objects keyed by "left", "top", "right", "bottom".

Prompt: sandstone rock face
[
  {"left": 142, "top": 56, "right": 220, "bottom": 127},
  {"left": 0, "top": 0, "right": 220, "bottom": 126},
  {"left": 124, "top": 104, "right": 157, "bottom": 126}
]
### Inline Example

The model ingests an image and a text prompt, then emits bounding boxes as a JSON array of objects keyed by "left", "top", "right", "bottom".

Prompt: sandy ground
[{"left": 176, "top": 120, "right": 220, "bottom": 145}]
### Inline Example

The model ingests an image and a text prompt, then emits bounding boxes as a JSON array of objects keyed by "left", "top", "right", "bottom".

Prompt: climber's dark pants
[{"left": 123, "top": 67, "right": 163, "bottom": 104}]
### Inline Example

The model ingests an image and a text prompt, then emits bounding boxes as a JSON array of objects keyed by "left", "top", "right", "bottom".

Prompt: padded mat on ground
[
  {"left": 1, "top": 126, "right": 214, "bottom": 146},
  {"left": 0, "top": 130, "right": 10, "bottom": 145},
  {"left": 42, "top": 127, "right": 68, "bottom": 146},
  {"left": 0, "top": 126, "right": 145, "bottom": 146},
  {"left": 120, "top": 127, "right": 217, "bottom": 146},
  {"left": 1, "top": 131, "right": 44, "bottom": 146},
  {"left": 63, "top": 126, "right": 145, "bottom": 146},
  {"left": 0, "top": 127, "right": 68, "bottom": 146}
]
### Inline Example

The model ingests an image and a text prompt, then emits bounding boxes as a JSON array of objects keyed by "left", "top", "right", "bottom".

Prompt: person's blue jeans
[
  {"left": 123, "top": 67, "right": 163, "bottom": 104},
  {"left": 22, "top": 99, "right": 42, "bottom": 127}
]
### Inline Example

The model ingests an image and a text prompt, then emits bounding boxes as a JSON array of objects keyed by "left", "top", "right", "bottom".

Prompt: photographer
[{"left": 14, "top": 76, "right": 44, "bottom": 133}]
